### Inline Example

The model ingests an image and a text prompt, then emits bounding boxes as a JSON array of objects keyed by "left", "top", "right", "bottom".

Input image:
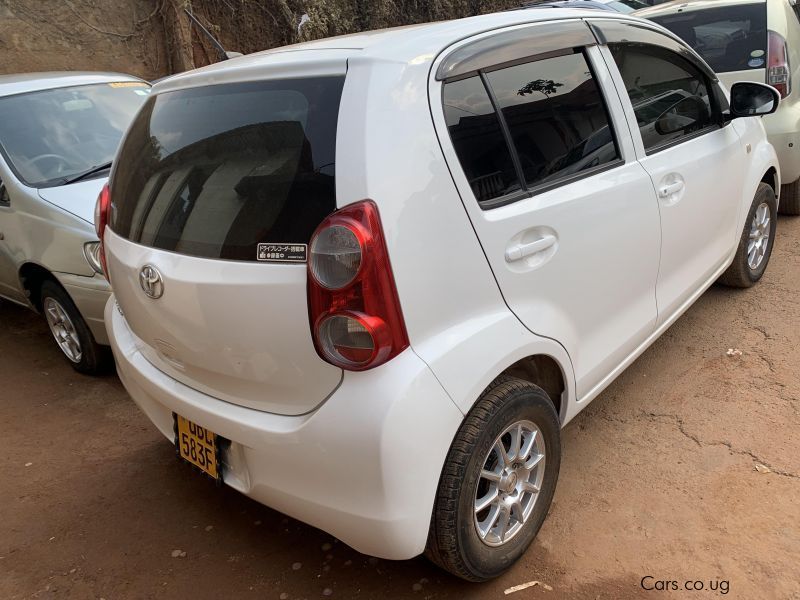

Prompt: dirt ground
[{"left": 2, "top": 218, "right": 800, "bottom": 600}]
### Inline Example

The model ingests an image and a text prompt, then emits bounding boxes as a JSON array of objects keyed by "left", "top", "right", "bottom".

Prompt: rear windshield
[
  {"left": 110, "top": 77, "right": 343, "bottom": 261},
  {"left": 649, "top": 4, "right": 767, "bottom": 73}
]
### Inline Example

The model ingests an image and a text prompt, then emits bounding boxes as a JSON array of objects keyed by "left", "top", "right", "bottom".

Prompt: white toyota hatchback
[{"left": 101, "top": 10, "right": 781, "bottom": 580}]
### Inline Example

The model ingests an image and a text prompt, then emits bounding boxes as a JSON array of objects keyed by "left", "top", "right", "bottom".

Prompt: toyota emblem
[{"left": 139, "top": 264, "right": 164, "bottom": 299}]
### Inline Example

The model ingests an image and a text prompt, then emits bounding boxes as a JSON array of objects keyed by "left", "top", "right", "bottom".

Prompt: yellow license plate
[{"left": 175, "top": 414, "right": 220, "bottom": 480}]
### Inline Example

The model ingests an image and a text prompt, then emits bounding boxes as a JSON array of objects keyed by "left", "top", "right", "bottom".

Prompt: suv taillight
[
  {"left": 94, "top": 183, "right": 111, "bottom": 276},
  {"left": 768, "top": 30, "right": 791, "bottom": 99},
  {"left": 308, "top": 200, "right": 409, "bottom": 371}
]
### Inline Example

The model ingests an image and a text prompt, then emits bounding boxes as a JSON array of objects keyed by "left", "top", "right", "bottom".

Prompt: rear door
[
  {"left": 106, "top": 74, "right": 346, "bottom": 416},
  {"left": 595, "top": 20, "right": 748, "bottom": 323},
  {"left": 432, "top": 22, "right": 662, "bottom": 400}
]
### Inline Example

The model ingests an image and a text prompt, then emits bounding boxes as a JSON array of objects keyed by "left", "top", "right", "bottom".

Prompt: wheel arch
[
  {"left": 18, "top": 262, "right": 58, "bottom": 311},
  {"left": 495, "top": 355, "right": 567, "bottom": 424},
  {"left": 761, "top": 166, "right": 779, "bottom": 198}
]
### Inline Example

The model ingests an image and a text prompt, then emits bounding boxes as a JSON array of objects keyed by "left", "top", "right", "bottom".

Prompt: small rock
[
  {"left": 205, "top": 525, "right": 214, "bottom": 532},
  {"left": 727, "top": 348, "right": 743, "bottom": 357},
  {"left": 323, "top": 565, "right": 330, "bottom": 572},
  {"left": 344, "top": 560, "right": 352, "bottom": 567},
  {"left": 419, "top": 578, "right": 428, "bottom": 585},
  {"left": 171, "top": 550, "right": 186, "bottom": 558},
  {"left": 254, "top": 520, "right": 262, "bottom": 526},
  {"left": 321, "top": 542, "right": 332, "bottom": 552},
  {"left": 24, "top": 462, "right": 33, "bottom": 467},
  {"left": 368, "top": 557, "right": 379, "bottom": 566},
  {"left": 280, "top": 594, "right": 290, "bottom": 600},
  {"left": 755, "top": 463, "right": 771, "bottom": 474},
  {"left": 412, "top": 583, "right": 423, "bottom": 591},
  {"left": 323, "top": 588, "right": 333, "bottom": 597},
  {"left": 69, "top": 568, "right": 76, "bottom": 574},
  {"left": 292, "top": 562, "right": 302, "bottom": 571},
  {"left": 325, "top": 554, "right": 333, "bottom": 561}
]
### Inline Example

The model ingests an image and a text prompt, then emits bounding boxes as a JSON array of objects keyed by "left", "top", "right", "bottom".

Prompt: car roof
[
  {"left": 155, "top": 9, "right": 647, "bottom": 93},
  {"left": 523, "top": 1, "right": 617, "bottom": 11},
  {"left": 0, "top": 72, "right": 146, "bottom": 99},
  {"left": 636, "top": 0, "right": 765, "bottom": 18}
]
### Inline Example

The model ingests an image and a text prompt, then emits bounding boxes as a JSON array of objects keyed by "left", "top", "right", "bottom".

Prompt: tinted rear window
[
  {"left": 649, "top": 4, "right": 767, "bottom": 73},
  {"left": 110, "top": 77, "right": 343, "bottom": 261}
]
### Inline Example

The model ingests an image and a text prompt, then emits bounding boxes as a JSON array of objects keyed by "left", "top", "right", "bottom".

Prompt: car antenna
[{"left": 183, "top": 8, "right": 243, "bottom": 61}]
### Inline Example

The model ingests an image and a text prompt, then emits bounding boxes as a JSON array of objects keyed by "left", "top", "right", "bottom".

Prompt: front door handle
[
  {"left": 659, "top": 181, "right": 685, "bottom": 198},
  {"left": 505, "top": 234, "right": 557, "bottom": 263}
]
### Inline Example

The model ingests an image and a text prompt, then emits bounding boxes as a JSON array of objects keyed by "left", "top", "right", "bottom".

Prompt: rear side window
[
  {"left": 486, "top": 52, "right": 619, "bottom": 189},
  {"left": 649, "top": 4, "right": 767, "bottom": 73},
  {"left": 609, "top": 44, "right": 716, "bottom": 152},
  {"left": 443, "top": 76, "right": 522, "bottom": 203},
  {"left": 442, "top": 50, "right": 620, "bottom": 207},
  {"left": 110, "top": 78, "right": 343, "bottom": 261}
]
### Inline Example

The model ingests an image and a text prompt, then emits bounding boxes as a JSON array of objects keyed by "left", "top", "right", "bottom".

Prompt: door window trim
[{"left": 440, "top": 46, "right": 626, "bottom": 210}]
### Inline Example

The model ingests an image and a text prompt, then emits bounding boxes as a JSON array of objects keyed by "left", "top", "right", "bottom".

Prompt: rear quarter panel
[{"left": 335, "top": 56, "right": 577, "bottom": 422}]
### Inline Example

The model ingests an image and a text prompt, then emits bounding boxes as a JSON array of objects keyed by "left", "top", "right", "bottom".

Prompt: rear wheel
[
  {"left": 718, "top": 183, "right": 777, "bottom": 289},
  {"left": 426, "top": 377, "right": 560, "bottom": 581},
  {"left": 779, "top": 178, "right": 800, "bottom": 216},
  {"left": 40, "top": 280, "right": 112, "bottom": 375}
]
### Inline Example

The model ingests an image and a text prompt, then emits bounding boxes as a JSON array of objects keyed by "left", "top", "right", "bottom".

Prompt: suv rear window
[
  {"left": 110, "top": 77, "right": 343, "bottom": 261},
  {"left": 649, "top": 4, "right": 767, "bottom": 73}
]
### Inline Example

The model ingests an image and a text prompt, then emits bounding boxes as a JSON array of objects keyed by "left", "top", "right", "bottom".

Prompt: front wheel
[
  {"left": 426, "top": 377, "right": 561, "bottom": 581},
  {"left": 40, "top": 280, "right": 112, "bottom": 375},
  {"left": 718, "top": 182, "right": 777, "bottom": 288}
]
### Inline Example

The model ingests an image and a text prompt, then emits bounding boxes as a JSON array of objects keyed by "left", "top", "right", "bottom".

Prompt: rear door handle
[
  {"left": 659, "top": 181, "right": 685, "bottom": 198},
  {"left": 505, "top": 234, "right": 557, "bottom": 263}
]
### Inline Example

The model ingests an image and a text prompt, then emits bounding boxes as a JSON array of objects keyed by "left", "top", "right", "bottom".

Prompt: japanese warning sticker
[{"left": 257, "top": 243, "right": 308, "bottom": 263}]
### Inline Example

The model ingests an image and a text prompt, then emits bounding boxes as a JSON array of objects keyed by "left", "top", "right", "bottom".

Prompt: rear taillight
[
  {"left": 94, "top": 183, "right": 111, "bottom": 276},
  {"left": 768, "top": 30, "right": 791, "bottom": 99},
  {"left": 308, "top": 200, "right": 409, "bottom": 371}
]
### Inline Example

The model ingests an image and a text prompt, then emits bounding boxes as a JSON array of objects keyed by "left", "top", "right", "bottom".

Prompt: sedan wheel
[{"left": 44, "top": 296, "right": 83, "bottom": 363}]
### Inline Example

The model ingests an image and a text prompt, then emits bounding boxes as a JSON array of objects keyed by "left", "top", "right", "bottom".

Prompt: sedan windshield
[{"left": 0, "top": 81, "right": 151, "bottom": 188}]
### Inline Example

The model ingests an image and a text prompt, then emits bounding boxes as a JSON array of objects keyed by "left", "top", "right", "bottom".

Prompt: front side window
[
  {"left": 609, "top": 44, "right": 717, "bottom": 152},
  {"left": 486, "top": 51, "right": 620, "bottom": 190},
  {"left": 648, "top": 4, "right": 767, "bottom": 73},
  {"left": 0, "top": 82, "right": 151, "bottom": 188}
]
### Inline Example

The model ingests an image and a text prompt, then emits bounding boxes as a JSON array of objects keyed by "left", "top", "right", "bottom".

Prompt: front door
[{"left": 602, "top": 36, "right": 747, "bottom": 323}]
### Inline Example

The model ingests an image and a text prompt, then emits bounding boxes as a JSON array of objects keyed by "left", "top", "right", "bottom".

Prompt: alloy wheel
[
  {"left": 474, "top": 420, "right": 546, "bottom": 547},
  {"left": 43, "top": 297, "right": 82, "bottom": 363}
]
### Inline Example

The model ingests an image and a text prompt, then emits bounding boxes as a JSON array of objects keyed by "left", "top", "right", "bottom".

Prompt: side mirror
[
  {"left": 655, "top": 96, "right": 708, "bottom": 136},
  {"left": 729, "top": 82, "right": 780, "bottom": 119}
]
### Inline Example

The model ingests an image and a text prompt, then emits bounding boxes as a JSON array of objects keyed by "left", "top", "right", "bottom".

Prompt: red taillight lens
[
  {"left": 94, "top": 183, "right": 111, "bottom": 276},
  {"left": 768, "top": 30, "right": 791, "bottom": 99},
  {"left": 308, "top": 200, "right": 409, "bottom": 371}
]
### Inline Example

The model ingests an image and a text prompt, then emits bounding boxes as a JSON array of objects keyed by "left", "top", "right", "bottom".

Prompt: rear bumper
[
  {"left": 55, "top": 272, "right": 110, "bottom": 345},
  {"left": 106, "top": 296, "right": 464, "bottom": 560},
  {"left": 764, "top": 110, "right": 800, "bottom": 185}
]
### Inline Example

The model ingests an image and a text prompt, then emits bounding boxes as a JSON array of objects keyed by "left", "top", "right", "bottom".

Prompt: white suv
[
  {"left": 639, "top": 0, "right": 800, "bottom": 214},
  {"left": 100, "top": 10, "right": 780, "bottom": 580}
]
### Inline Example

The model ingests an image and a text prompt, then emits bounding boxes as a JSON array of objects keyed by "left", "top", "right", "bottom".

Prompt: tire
[
  {"left": 779, "top": 178, "right": 800, "bottom": 216},
  {"left": 425, "top": 377, "right": 561, "bottom": 582},
  {"left": 718, "top": 183, "right": 777, "bottom": 289},
  {"left": 40, "top": 280, "right": 112, "bottom": 375}
]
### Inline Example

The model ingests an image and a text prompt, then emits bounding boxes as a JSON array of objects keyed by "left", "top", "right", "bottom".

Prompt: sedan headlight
[{"left": 83, "top": 242, "right": 104, "bottom": 275}]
